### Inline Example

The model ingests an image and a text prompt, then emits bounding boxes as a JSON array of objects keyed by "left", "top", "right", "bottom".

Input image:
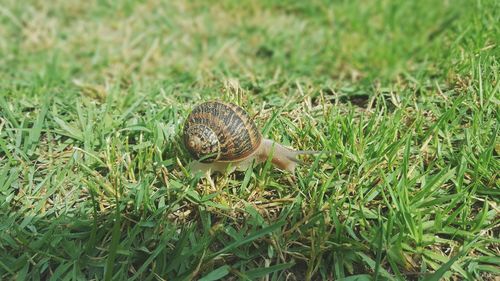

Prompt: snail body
[{"left": 183, "top": 100, "right": 313, "bottom": 174}]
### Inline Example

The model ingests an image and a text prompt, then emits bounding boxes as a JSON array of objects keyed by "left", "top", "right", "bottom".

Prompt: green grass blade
[{"left": 198, "top": 265, "right": 231, "bottom": 281}]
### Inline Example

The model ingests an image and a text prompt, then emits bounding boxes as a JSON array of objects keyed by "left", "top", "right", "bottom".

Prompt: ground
[{"left": 0, "top": 0, "right": 498, "bottom": 280}]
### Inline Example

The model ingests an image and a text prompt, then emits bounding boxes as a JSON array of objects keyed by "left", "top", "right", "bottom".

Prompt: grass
[{"left": 0, "top": 0, "right": 498, "bottom": 280}]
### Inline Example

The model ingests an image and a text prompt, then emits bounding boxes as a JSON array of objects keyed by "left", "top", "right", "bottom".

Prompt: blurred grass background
[
  {"left": 2, "top": 0, "right": 495, "bottom": 87},
  {"left": 0, "top": 0, "right": 498, "bottom": 280}
]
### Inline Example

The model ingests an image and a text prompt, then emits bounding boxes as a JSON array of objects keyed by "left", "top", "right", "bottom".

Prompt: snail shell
[
  {"left": 183, "top": 101, "right": 262, "bottom": 163},
  {"left": 183, "top": 100, "right": 317, "bottom": 174}
]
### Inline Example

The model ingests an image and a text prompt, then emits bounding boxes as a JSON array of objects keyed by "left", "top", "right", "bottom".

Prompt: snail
[{"left": 183, "top": 100, "right": 317, "bottom": 174}]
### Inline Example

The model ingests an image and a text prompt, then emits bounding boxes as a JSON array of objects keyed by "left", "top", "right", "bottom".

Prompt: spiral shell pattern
[{"left": 183, "top": 101, "right": 262, "bottom": 163}]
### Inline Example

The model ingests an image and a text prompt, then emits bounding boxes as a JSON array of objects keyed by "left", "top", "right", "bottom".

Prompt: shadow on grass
[{"left": 0, "top": 201, "right": 301, "bottom": 280}]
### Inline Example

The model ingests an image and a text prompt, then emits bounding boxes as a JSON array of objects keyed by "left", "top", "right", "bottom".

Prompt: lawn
[{"left": 0, "top": 0, "right": 498, "bottom": 280}]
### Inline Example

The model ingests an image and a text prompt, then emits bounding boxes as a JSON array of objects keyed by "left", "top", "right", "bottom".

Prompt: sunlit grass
[{"left": 0, "top": 0, "right": 498, "bottom": 280}]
